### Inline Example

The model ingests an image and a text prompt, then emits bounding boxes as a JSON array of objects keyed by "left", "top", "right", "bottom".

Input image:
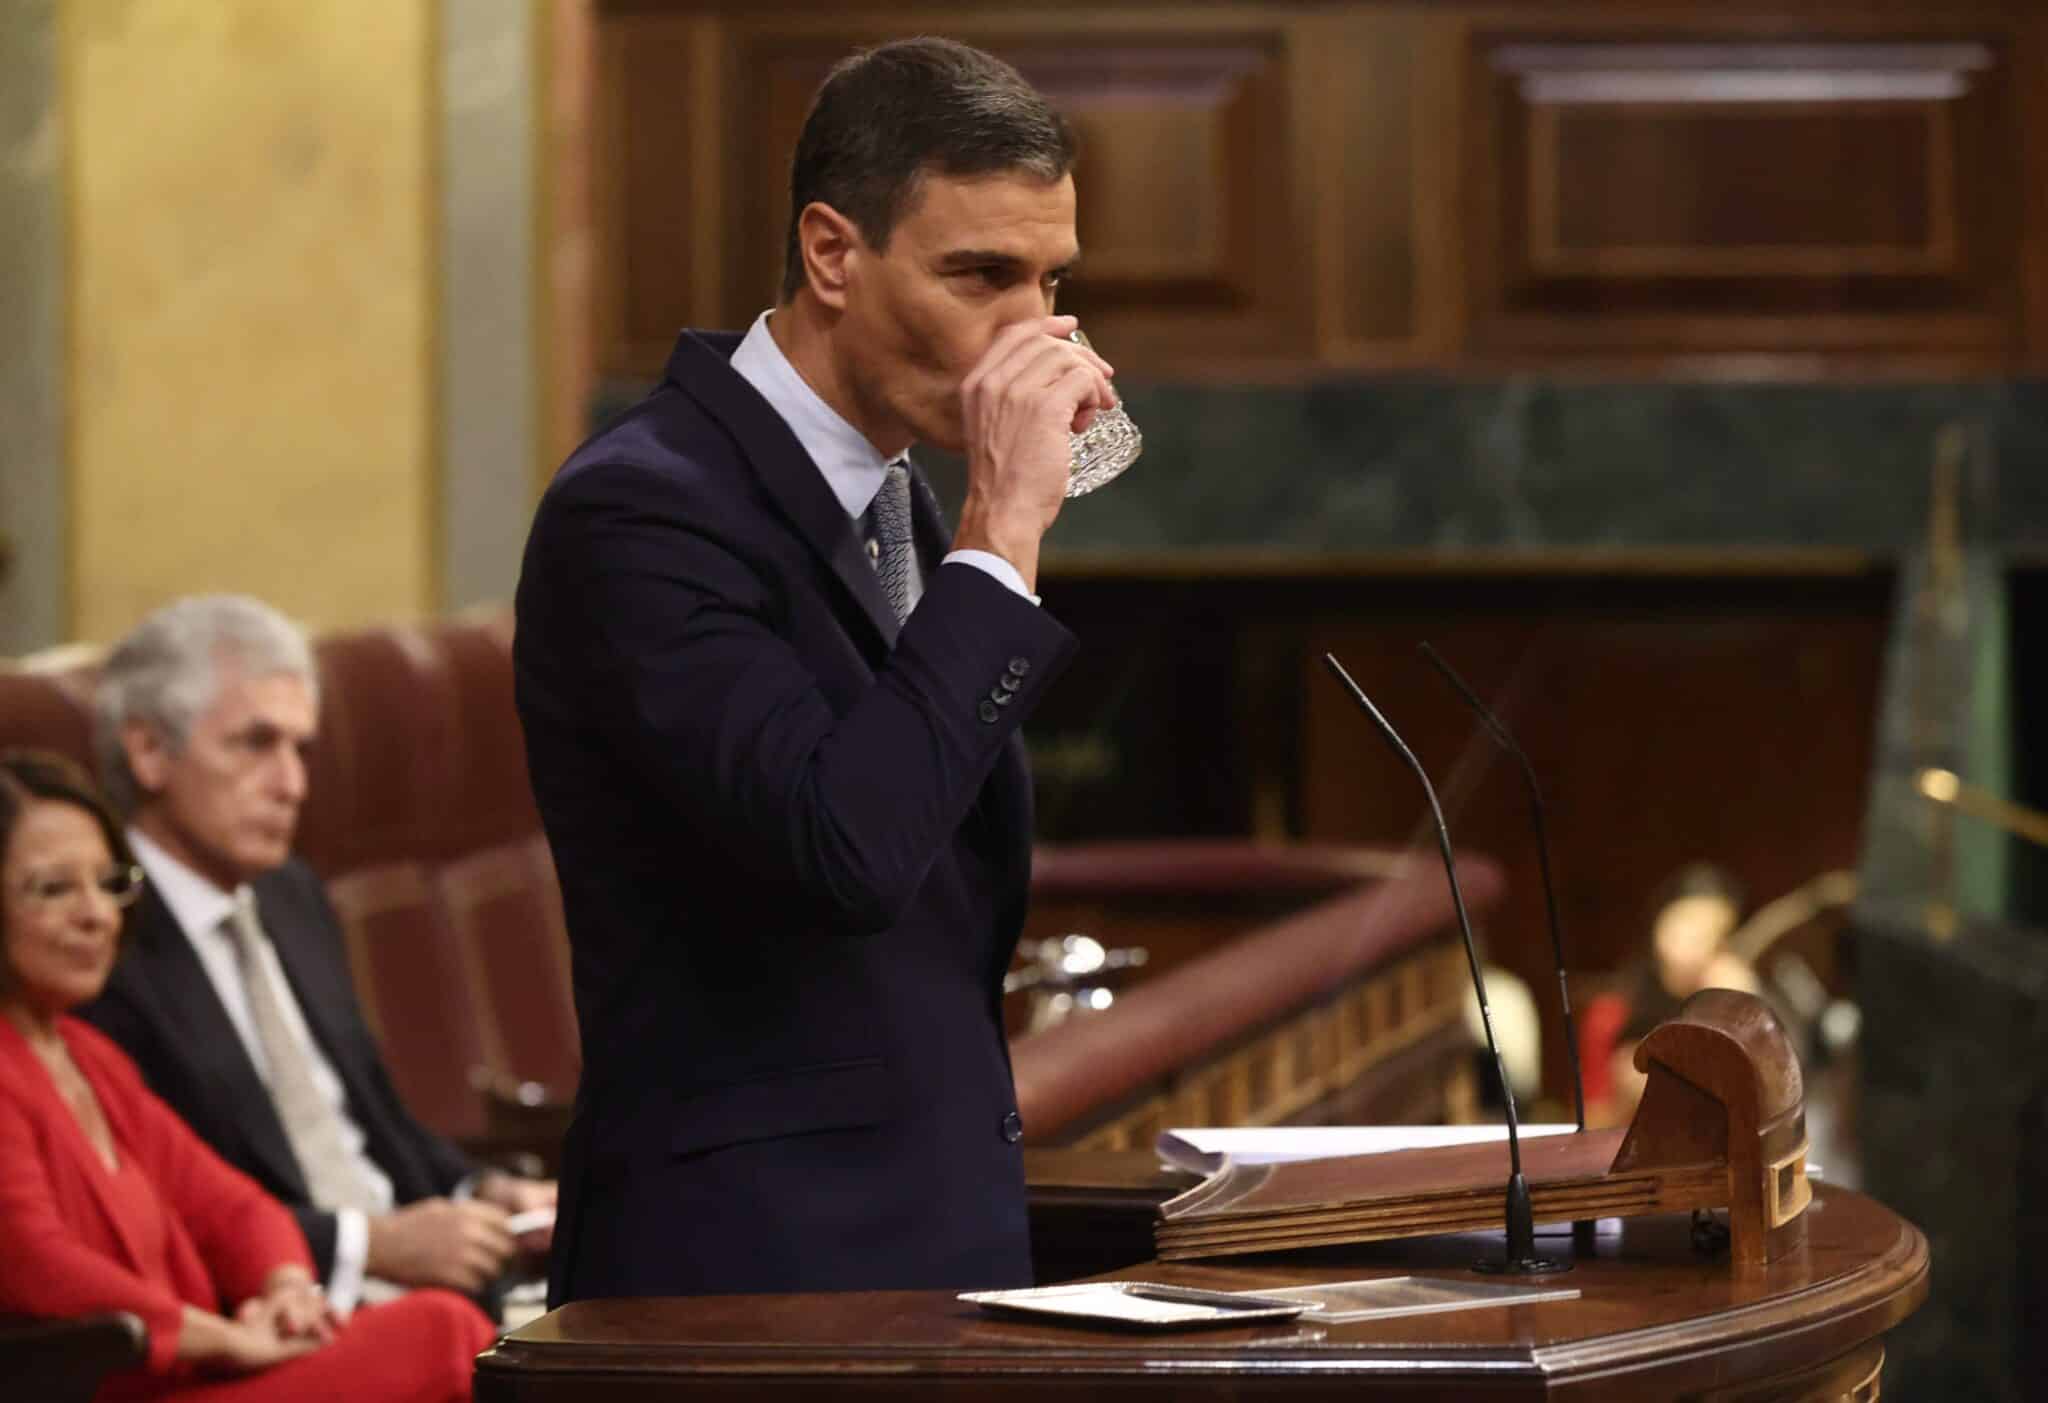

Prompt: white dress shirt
[
  {"left": 127, "top": 828, "right": 391, "bottom": 1311},
  {"left": 727, "top": 310, "right": 1038, "bottom": 606}
]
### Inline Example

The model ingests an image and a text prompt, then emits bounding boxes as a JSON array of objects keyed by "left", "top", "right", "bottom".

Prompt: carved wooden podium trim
[
  {"left": 1157, "top": 989, "right": 1813, "bottom": 1267},
  {"left": 1612, "top": 988, "right": 1811, "bottom": 1264}
]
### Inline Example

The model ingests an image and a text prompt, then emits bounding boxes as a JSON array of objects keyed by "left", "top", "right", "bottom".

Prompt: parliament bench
[
  {"left": 1, "top": 611, "right": 575, "bottom": 1148},
  {"left": 1, "top": 613, "right": 1495, "bottom": 1167}
]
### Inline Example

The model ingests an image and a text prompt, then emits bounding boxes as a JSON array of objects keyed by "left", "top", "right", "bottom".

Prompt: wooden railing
[{"left": 1013, "top": 853, "right": 1500, "bottom": 1148}]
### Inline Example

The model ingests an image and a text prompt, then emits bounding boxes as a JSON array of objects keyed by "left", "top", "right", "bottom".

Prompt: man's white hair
[{"left": 93, "top": 595, "right": 319, "bottom": 816}]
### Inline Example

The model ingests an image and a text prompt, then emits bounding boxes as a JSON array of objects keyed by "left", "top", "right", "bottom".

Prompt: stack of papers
[
  {"left": 1153, "top": 1126, "right": 1727, "bottom": 1262},
  {"left": 1157, "top": 1124, "right": 1576, "bottom": 1175}
]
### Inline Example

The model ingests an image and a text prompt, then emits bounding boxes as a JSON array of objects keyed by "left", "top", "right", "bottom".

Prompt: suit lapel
[
  {"left": 664, "top": 331, "right": 901, "bottom": 652},
  {"left": 907, "top": 463, "right": 949, "bottom": 582},
  {"left": 123, "top": 888, "right": 310, "bottom": 1195},
  {"left": 666, "top": 331, "right": 1034, "bottom": 928}
]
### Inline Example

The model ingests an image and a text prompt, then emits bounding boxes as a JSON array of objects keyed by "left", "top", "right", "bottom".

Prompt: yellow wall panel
[{"left": 69, "top": 0, "right": 434, "bottom": 641}]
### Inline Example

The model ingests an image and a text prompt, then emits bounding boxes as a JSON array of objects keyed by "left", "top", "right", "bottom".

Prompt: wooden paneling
[
  {"left": 592, "top": 14, "right": 726, "bottom": 374},
  {"left": 741, "top": 21, "right": 1310, "bottom": 366},
  {"left": 1073, "top": 93, "right": 1238, "bottom": 294},
  {"left": 1306, "top": 11, "right": 1442, "bottom": 362},
  {"left": 1295, "top": 571, "right": 1889, "bottom": 1103},
  {"left": 573, "top": 1, "right": 2048, "bottom": 376},
  {"left": 1466, "top": 36, "right": 2025, "bottom": 356},
  {"left": 1029, "top": 562, "right": 1891, "bottom": 1103},
  {"left": 1032, "top": 45, "right": 1272, "bottom": 309},
  {"left": 575, "top": 0, "right": 2048, "bottom": 377},
  {"left": 591, "top": 11, "right": 1313, "bottom": 373},
  {"left": 2020, "top": 12, "right": 2048, "bottom": 359}
]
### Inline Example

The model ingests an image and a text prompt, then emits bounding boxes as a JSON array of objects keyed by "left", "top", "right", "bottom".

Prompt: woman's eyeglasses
[{"left": 13, "top": 864, "right": 147, "bottom": 910}]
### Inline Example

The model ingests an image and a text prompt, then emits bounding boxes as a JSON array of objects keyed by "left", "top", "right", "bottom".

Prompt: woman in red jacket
[{"left": 0, "top": 750, "right": 496, "bottom": 1401}]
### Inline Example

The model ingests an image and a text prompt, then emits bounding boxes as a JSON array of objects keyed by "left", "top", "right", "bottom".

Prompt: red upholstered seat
[
  {"left": 0, "top": 658, "right": 100, "bottom": 772},
  {"left": 300, "top": 619, "right": 568, "bottom": 1139},
  {"left": 438, "top": 837, "right": 580, "bottom": 1098},
  {"left": 7, "top": 616, "right": 1498, "bottom": 1152},
  {"left": 327, "top": 861, "right": 499, "bottom": 1144},
  {"left": 0, "top": 615, "right": 572, "bottom": 1145},
  {"left": 433, "top": 611, "right": 542, "bottom": 855},
  {"left": 296, "top": 626, "right": 464, "bottom": 875}
]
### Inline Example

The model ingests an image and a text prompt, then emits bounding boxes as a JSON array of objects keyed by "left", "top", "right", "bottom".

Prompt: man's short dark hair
[{"left": 780, "top": 37, "right": 1076, "bottom": 301}]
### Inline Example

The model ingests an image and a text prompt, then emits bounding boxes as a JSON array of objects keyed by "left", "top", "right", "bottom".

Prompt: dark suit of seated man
[
  {"left": 79, "top": 594, "right": 557, "bottom": 1314},
  {"left": 512, "top": 39, "right": 1118, "bottom": 1303}
]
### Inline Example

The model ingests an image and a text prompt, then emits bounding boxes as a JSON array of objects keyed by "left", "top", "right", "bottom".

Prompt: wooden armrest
[
  {"left": 464, "top": 1069, "right": 573, "bottom": 1176},
  {"left": 471, "top": 1067, "right": 563, "bottom": 1112},
  {"left": 0, "top": 1312, "right": 148, "bottom": 1403}
]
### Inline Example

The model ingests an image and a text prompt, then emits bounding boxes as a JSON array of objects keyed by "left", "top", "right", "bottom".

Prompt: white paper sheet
[{"left": 1157, "top": 1123, "right": 1578, "bottom": 1174}]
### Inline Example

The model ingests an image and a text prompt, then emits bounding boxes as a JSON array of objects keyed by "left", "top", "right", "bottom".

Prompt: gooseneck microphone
[
  {"left": 1418, "top": 642, "right": 1588, "bottom": 1135},
  {"left": 1322, "top": 653, "right": 1565, "bottom": 1275}
]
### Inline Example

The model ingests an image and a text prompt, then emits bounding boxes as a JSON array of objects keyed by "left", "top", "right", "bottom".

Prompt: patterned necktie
[
  {"left": 224, "top": 891, "right": 379, "bottom": 1214},
  {"left": 862, "top": 460, "right": 917, "bottom": 622}
]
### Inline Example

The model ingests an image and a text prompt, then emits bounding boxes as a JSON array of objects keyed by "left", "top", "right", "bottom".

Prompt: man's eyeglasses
[{"left": 13, "top": 865, "right": 148, "bottom": 910}]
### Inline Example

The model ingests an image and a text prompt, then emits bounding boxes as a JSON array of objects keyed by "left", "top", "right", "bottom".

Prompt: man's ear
[
  {"left": 796, "top": 201, "right": 863, "bottom": 311},
  {"left": 121, "top": 720, "right": 174, "bottom": 797}
]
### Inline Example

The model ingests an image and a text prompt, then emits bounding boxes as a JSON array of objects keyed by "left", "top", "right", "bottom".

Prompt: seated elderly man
[{"left": 79, "top": 595, "right": 555, "bottom": 1314}]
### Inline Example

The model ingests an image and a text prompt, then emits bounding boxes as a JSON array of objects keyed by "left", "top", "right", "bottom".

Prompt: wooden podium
[{"left": 475, "top": 1171, "right": 1926, "bottom": 1402}]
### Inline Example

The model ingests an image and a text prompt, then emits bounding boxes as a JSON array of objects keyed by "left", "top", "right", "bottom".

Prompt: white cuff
[
  {"left": 941, "top": 551, "right": 1039, "bottom": 605},
  {"left": 325, "top": 1209, "right": 369, "bottom": 1313}
]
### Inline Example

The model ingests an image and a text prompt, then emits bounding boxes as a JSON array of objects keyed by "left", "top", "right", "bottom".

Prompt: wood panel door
[
  {"left": 590, "top": 10, "right": 1316, "bottom": 377},
  {"left": 1464, "top": 29, "right": 2028, "bottom": 365},
  {"left": 578, "top": 2, "right": 2048, "bottom": 379}
]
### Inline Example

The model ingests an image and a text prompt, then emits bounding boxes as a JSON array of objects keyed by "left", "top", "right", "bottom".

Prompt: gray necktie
[
  {"left": 862, "top": 461, "right": 917, "bottom": 623},
  {"left": 224, "top": 892, "right": 379, "bottom": 1214}
]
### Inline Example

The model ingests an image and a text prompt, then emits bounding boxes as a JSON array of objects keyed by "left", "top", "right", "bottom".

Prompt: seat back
[
  {"left": 303, "top": 614, "right": 565, "bottom": 1139},
  {"left": 439, "top": 836, "right": 581, "bottom": 1096},
  {"left": 0, "top": 612, "right": 574, "bottom": 1144},
  {"left": 0, "top": 655, "right": 100, "bottom": 771},
  {"left": 327, "top": 860, "right": 499, "bottom": 1144}
]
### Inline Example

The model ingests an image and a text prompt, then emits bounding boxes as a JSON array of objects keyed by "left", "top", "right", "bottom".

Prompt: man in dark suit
[
  {"left": 514, "top": 38, "right": 1118, "bottom": 1302},
  {"left": 80, "top": 594, "right": 556, "bottom": 1312}
]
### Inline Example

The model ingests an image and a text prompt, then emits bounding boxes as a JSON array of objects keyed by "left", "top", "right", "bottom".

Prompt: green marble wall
[
  {"left": 1038, "top": 379, "right": 2048, "bottom": 555},
  {"left": 597, "top": 374, "right": 2048, "bottom": 554}
]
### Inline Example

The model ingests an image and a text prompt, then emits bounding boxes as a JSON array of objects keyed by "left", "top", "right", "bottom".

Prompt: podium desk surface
[{"left": 476, "top": 1184, "right": 1925, "bottom": 1402}]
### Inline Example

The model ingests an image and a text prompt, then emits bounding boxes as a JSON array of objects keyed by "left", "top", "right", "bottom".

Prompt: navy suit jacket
[
  {"left": 79, "top": 859, "right": 473, "bottom": 1279},
  {"left": 514, "top": 329, "right": 1078, "bottom": 1303}
]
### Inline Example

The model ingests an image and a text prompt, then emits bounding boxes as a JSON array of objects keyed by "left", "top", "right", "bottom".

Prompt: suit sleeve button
[
  {"left": 979, "top": 699, "right": 1000, "bottom": 724},
  {"left": 991, "top": 687, "right": 1013, "bottom": 706},
  {"left": 1007, "top": 657, "right": 1031, "bottom": 677},
  {"left": 1001, "top": 1111, "right": 1023, "bottom": 1143},
  {"left": 999, "top": 674, "right": 1022, "bottom": 693}
]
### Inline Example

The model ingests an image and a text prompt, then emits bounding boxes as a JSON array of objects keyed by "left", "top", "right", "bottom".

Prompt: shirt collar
[
  {"left": 128, "top": 826, "right": 246, "bottom": 941},
  {"left": 728, "top": 309, "right": 906, "bottom": 521}
]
